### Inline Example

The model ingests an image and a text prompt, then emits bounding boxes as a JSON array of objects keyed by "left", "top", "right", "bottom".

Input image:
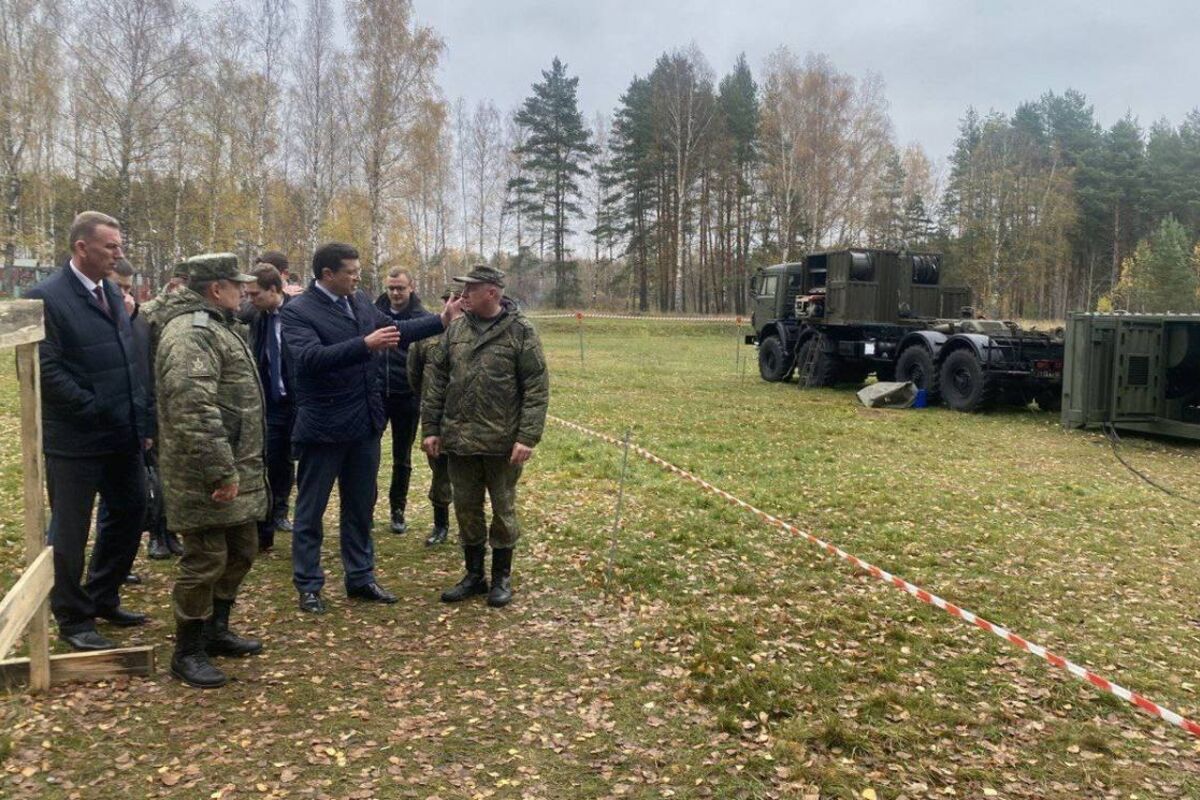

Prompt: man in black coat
[
  {"left": 280, "top": 243, "right": 460, "bottom": 614},
  {"left": 373, "top": 267, "right": 433, "bottom": 534},
  {"left": 25, "top": 212, "right": 154, "bottom": 651},
  {"left": 244, "top": 264, "right": 295, "bottom": 552}
]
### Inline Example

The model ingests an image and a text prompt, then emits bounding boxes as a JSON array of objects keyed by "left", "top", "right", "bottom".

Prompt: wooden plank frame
[
  {"left": 0, "top": 646, "right": 155, "bottom": 690},
  {"left": 1, "top": 299, "right": 156, "bottom": 691},
  {"left": 0, "top": 546, "right": 53, "bottom": 659}
]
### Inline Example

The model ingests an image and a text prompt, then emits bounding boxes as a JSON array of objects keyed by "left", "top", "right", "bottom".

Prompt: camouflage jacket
[
  {"left": 154, "top": 288, "right": 268, "bottom": 532},
  {"left": 422, "top": 304, "right": 549, "bottom": 456},
  {"left": 406, "top": 332, "right": 440, "bottom": 401}
]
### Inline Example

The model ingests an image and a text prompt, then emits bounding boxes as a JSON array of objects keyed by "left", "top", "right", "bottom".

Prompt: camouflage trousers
[
  {"left": 447, "top": 454, "right": 523, "bottom": 549},
  {"left": 172, "top": 521, "right": 257, "bottom": 622},
  {"left": 426, "top": 453, "right": 453, "bottom": 509}
]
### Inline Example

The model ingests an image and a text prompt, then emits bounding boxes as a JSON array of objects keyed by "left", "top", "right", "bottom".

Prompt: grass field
[{"left": 3, "top": 317, "right": 1200, "bottom": 799}]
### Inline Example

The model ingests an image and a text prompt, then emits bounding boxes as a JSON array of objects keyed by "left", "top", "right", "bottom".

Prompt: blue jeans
[{"left": 291, "top": 437, "right": 381, "bottom": 594}]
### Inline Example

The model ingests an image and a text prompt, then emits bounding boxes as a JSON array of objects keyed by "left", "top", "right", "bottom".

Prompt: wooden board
[
  {"left": 0, "top": 646, "right": 156, "bottom": 690},
  {"left": 15, "top": 341, "right": 50, "bottom": 690},
  {"left": 0, "top": 300, "right": 44, "bottom": 348},
  {"left": 0, "top": 547, "right": 53, "bottom": 661}
]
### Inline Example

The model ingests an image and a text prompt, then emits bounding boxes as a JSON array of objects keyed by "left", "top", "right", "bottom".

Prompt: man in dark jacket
[
  {"left": 374, "top": 267, "right": 433, "bottom": 534},
  {"left": 280, "top": 242, "right": 460, "bottom": 614},
  {"left": 244, "top": 264, "right": 295, "bottom": 551},
  {"left": 25, "top": 211, "right": 154, "bottom": 651}
]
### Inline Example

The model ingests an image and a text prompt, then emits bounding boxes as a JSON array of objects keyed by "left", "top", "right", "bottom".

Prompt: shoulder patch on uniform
[
  {"left": 190, "top": 311, "right": 210, "bottom": 327},
  {"left": 188, "top": 352, "right": 214, "bottom": 378}
]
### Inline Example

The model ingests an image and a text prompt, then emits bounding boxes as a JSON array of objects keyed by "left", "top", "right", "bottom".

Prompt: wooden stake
[
  {"left": 604, "top": 429, "right": 632, "bottom": 591},
  {"left": 15, "top": 342, "right": 50, "bottom": 692}
]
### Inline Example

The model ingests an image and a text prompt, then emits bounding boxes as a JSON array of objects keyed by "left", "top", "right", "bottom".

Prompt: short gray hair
[{"left": 69, "top": 211, "right": 120, "bottom": 247}]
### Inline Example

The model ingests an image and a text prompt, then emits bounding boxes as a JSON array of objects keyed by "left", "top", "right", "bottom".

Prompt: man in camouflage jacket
[
  {"left": 155, "top": 253, "right": 268, "bottom": 688},
  {"left": 422, "top": 266, "right": 549, "bottom": 607},
  {"left": 407, "top": 287, "right": 459, "bottom": 546}
]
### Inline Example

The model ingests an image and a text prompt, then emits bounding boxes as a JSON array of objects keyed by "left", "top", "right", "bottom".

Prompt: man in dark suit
[
  {"left": 26, "top": 211, "right": 154, "bottom": 651},
  {"left": 244, "top": 264, "right": 295, "bottom": 552},
  {"left": 280, "top": 242, "right": 460, "bottom": 614}
]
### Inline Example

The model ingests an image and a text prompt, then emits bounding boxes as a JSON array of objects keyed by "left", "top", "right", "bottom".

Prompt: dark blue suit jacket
[
  {"left": 246, "top": 302, "right": 294, "bottom": 409},
  {"left": 281, "top": 284, "right": 444, "bottom": 444},
  {"left": 25, "top": 263, "right": 154, "bottom": 457}
]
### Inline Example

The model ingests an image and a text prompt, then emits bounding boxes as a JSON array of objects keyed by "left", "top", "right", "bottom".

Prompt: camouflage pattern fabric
[
  {"left": 154, "top": 288, "right": 269, "bottom": 533},
  {"left": 421, "top": 305, "right": 549, "bottom": 456},
  {"left": 447, "top": 454, "right": 522, "bottom": 548},
  {"left": 173, "top": 521, "right": 257, "bottom": 621}
]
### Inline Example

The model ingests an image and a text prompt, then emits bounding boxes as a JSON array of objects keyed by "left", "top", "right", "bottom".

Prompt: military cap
[
  {"left": 184, "top": 252, "right": 255, "bottom": 283},
  {"left": 453, "top": 264, "right": 505, "bottom": 288}
]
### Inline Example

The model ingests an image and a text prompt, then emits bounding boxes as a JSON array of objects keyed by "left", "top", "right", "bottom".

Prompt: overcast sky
[{"left": 413, "top": 0, "right": 1199, "bottom": 164}]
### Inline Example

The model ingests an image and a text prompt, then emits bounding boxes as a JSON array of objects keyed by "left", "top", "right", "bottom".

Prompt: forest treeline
[{"left": 3, "top": 0, "right": 1199, "bottom": 314}]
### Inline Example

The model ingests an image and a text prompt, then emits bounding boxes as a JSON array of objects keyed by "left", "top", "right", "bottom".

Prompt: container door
[{"left": 1112, "top": 320, "right": 1163, "bottom": 420}]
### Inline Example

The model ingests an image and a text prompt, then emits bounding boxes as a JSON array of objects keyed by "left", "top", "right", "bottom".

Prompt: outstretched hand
[{"left": 440, "top": 295, "right": 464, "bottom": 326}]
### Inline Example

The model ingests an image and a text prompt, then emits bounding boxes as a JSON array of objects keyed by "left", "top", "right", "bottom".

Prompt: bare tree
[
  {"left": 291, "top": 0, "right": 347, "bottom": 257},
  {"left": 650, "top": 47, "right": 717, "bottom": 310},
  {"left": 70, "top": 0, "right": 194, "bottom": 241},
  {"left": 464, "top": 100, "right": 504, "bottom": 261},
  {"left": 346, "top": 0, "right": 441, "bottom": 281},
  {"left": 1, "top": 0, "right": 60, "bottom": 280}
]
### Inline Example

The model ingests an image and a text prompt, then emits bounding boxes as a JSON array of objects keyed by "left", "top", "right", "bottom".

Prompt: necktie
[
  {"left": 267, "top": 313, "right": 283, "bottom": 403},
  {"left": 337, "top": 296, "right": 354, "bottom": 320},
  {"left": 93, "top": 285, "right": 111, "bottom": 318}
]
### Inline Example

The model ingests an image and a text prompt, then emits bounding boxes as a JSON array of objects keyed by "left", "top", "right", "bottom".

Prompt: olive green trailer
[{"left": 1062, "top": 312, "right": 1200, "bottom": 440}]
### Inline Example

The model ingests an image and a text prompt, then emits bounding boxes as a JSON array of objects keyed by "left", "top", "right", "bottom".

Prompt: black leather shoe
[
  {"left": 347, "top": 582, "right": 397, "bottom": 604},
  {"left": 60, "top": 629, "right": 116, "bottom": 651},
  {"left": 165, "top": 532, "right": 184, "bottom": 556},
  {"left": 390, "top": 510, "right": 407, "bottom": 535},
  {"left": 124, "top": 572, "right": 143, "bottom": 585},
  {"left": 98, "top": 607, "right": 148, "bottom": 627},
  {"left": 273, "top": 517, "right": 293, "bottom": 532},
  {"left": 298, "top": 591, "right": 326, "bottom": 614}
]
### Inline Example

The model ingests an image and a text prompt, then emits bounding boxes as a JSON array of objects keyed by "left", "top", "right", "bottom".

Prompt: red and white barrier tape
[
  {"left": 527, "top": 312, "right": 744, "bottom": 323},
  {"left": 549, "top": 415, "right": 1200, "bottom": 740}
]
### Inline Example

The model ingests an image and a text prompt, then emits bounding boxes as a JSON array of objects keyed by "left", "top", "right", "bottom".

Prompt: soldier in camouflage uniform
[
  {"left": 155, "top": 253, "right": 268, "bottom": 688},
  {"left": 407, "top": 287, "right": 458, "bottom": 546},
  {"left": 422, "top": 266, "right": 549, "bottom": 607}
]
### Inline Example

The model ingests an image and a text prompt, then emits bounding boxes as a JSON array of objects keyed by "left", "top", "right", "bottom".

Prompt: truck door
[
  {"left": 1112, "top": 319, "right": 1163, "bottom": 420},
  {"left": 751, "top": 273, "right": 779, "bottom": 331}
]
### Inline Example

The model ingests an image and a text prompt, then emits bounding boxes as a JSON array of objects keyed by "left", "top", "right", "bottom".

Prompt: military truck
[{"left": 747, "top": 248, "right": 1065, "bottom": 412}]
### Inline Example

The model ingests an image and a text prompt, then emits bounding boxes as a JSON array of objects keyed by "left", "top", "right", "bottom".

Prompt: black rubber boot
[
  {"left": 487, "top": 548, "right": 513, "bottom": 608},
  {"left": 441, "top": 545, "right": 488, "bottom": 602},
  {"left": 204, "top": 599, "right": 263, "bottom": 657},
  {"left": 171, "top": 619, "right": 227, "bottom": 688},
  {"left": 425, "top": 505, "right": 450, "bottom": 546},
  {"left": 165, "top": 531, "right": 184, "bottom": 556},
  {"left": 147, "top": 531, "right": 172, "bottom": 560}
]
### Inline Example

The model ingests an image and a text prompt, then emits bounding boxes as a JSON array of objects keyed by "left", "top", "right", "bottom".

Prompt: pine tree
[{"left": 512, "top": 57, "right": 595, "bottom": 307}]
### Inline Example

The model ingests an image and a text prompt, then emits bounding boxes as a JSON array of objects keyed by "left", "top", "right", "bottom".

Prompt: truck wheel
[
  {"left": 758, "top": 335, "right": 793, "bottom": 382},
  {"left": 1035, "top": 387, "right": 1062, "bottom": 412},
  {"left": 895, "top": 345, "right": 941, "bottom": 404},
  {"left": 795, "top": 337, "right": 837, "bottom": 388},
  {"left": 939, "top": 349, "right": 995, "bottom": 412}
]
